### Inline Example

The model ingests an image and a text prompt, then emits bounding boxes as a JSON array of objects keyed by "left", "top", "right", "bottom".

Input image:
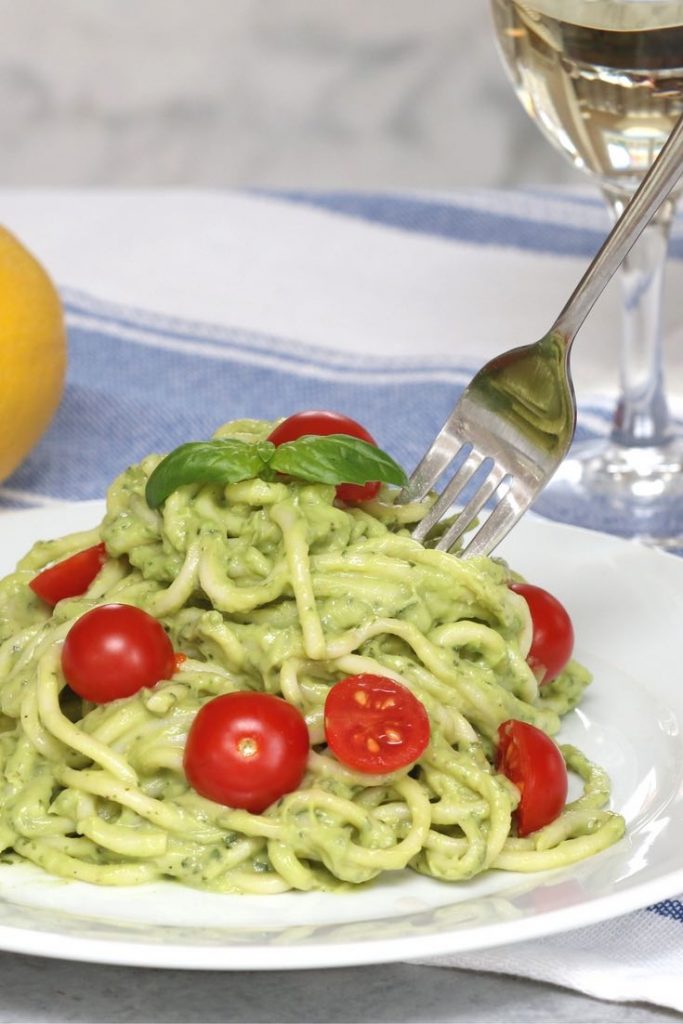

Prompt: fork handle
[{"left": 551, "top": 110, "right": 683, "bottom": 346}]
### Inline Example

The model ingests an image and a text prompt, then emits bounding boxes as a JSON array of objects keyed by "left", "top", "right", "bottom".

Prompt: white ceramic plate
[{"left": 0, "top": 500, "right": 681, "bottom": 970}]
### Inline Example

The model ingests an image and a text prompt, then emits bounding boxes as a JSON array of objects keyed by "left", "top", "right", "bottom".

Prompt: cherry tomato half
[
  {"left": 183, "top": 692, "right": 310, "bottom": 812},
  {"left": 324, "top": 674, "right": 430, "bottom": 774},
  {"left": 61, "top": 603, "right": 176, "bottom": 703},
  {"left": 510, "top": 582, "right": 574, "bottom": 684},
  {"left": 267, "top": 410, "right": 381, "bottom": 503},
  {"left": 29, "top": 542, "right": 107, "bottom": 605},
  {"left": 496, "top": 719, "right": 568, "bottom": 837}
]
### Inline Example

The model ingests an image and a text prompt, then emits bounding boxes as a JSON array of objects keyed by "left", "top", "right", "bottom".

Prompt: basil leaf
[
  {"left": 145, "top": 432, "right": 407, "bottom": 508},
  {"left": 271, "top": 434, "right": 407, "bottom": 487},
  {"left": 255, "top": 440, "right": 276, "bottom": 464},
  {"left": 145, "top": 440, "right": 265, "bottom": 508}
]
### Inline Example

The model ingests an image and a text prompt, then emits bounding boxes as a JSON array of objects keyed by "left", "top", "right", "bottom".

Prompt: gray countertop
[
  {"left": 0, "top": 953, "right": 678, "bottom": 1023},
  {"left": 0, "top": 0, "right": 576, "bottom": 193}
]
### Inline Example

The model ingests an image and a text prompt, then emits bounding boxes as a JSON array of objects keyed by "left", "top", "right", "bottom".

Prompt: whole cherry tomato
[
  {"left": 267, "top": 410, "right": 381, "bottom": 503},
  {"left": 496, "top": 719, "right": 568, "bottom": 836},
  {"left": 61, "top": 603, "right": 176, "bottom": 703},
  {"left": 183, "top": 692, "right": 310, "bottom": 812},
  {"left": 324, "top": 674, "right": 430, "bottom": 773},
  {"left": 29, "top": 542, "right": 107, "bottom": 605},
  {"left": 510, "top": 582, "right": 574, "bottom": 684}
]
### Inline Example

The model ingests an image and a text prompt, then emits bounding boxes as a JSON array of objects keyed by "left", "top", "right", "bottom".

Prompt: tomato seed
[
  {"left": 384, "top": 728, "right": 402, "bottom": 743},
  {"left": 366, "top": 737, "right": 380, "bottom": 753}
]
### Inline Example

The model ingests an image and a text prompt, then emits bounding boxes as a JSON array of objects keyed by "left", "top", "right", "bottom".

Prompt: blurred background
[{"left": 0, "top": 0, "right": 579, "bottom": 190}]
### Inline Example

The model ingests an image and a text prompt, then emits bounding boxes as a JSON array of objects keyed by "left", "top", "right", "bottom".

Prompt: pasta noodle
[{"left": 0, "top": 419, "right": 625, "bottom": 892}]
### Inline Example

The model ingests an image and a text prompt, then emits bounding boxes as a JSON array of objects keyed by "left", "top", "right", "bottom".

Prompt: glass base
[{"left": 531, "top": 437, "right": 683, "bottom": 554}]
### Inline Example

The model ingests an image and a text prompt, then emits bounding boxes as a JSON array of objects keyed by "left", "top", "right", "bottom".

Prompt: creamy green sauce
[{"left": 0, "top": 419, "right": 624, "bottom": 892}]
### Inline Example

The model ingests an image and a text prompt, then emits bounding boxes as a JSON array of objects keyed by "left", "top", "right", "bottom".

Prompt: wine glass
[{"left": 490, "top": 0, "right": 683, "bottom": 550}]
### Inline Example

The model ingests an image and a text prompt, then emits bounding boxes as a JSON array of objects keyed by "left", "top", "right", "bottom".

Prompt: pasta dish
[{"left": 0, "top": 415, "right": 625, "bottom": 893}]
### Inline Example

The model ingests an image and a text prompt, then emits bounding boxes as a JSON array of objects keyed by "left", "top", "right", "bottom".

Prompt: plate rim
[{"left": 0, "top": 861, "right": 681, "bottom": 970}]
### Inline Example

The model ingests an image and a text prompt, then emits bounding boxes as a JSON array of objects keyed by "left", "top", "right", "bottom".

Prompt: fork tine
[
  {"left": 434, "top": 463, "right": 508, "bottom": 552},
  {"left": 399, "top": 416, "right": 468, "bottom": 502},
  {"left": 459, "top": 480, "right": 529, "bottom": 559},
  {"left": 412, "top": 447, "right": 483, "bottom": 543}
]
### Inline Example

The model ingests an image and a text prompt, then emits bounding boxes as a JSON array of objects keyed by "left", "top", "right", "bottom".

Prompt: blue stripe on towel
[
  {"left": 0, "top": 302, "right": 610, "bottom": 507},
  {"left": 1, "top": 317, "right": 471, "bottom": 504},
  {"left": 258, "top": 190, "right": 683, "bottom": 261}
]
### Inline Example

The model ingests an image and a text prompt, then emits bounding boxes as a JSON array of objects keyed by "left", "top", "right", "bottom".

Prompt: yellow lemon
[{"left": 0, "top": 227, "right": 66, "bottom": 484}]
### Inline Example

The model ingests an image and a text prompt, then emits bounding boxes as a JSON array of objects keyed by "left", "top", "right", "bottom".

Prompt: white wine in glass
[{"left": 491, "top": 0, "right": 683, "bottom": 549}]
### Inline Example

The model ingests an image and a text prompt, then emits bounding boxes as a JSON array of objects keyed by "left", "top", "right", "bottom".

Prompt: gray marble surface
[
  {"left": 0, "top": 953, "right": 679, "bottom": 1023},
  {"left": 0, "top": 0, "right": 578, "bottom": 191}
]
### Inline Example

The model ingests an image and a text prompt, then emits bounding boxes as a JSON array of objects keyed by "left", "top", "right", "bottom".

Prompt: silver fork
[{"left": 401, "top": 111, "right": 683, "bottom": 559}]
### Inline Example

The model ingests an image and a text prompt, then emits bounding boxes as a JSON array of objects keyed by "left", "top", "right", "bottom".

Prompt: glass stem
[{"left": 603, "top": 191, "right": 676, "bottom": 448}]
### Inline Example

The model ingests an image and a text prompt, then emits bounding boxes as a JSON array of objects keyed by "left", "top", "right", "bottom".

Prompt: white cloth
[{"left": 415, "top": 907, "right": 683, "bottom": 1011}]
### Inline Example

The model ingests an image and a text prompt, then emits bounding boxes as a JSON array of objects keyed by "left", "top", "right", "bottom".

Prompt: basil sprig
[{"left": 145, "top": 434, "right": 407, "bottom": 508}]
